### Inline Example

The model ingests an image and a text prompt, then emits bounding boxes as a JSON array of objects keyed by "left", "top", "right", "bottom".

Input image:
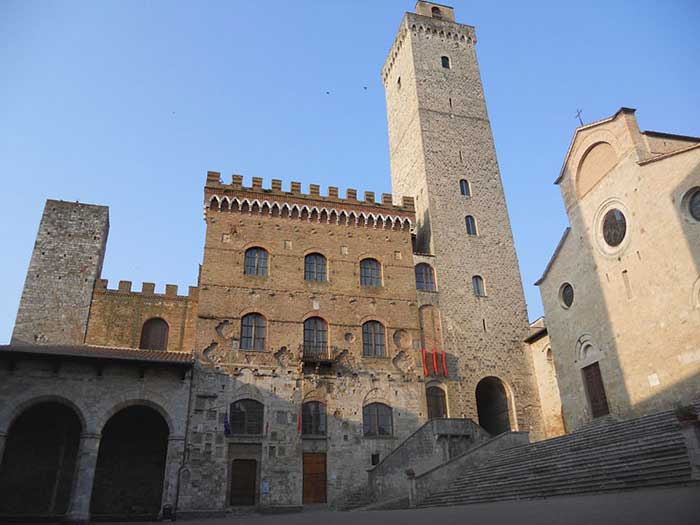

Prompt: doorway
[
  {"left": 0, "top": 402, "right": 81, "bottom": 519},
  {"left": 230, "top": 459, "right": 257, "bottom": 505},
  {"left": 475, "top": 377, "right": 512, "bottom": 435},
  {"left": 303, "top": 453, "right": 327, "bottom": 504},
  {"left": 90, "top": 405, "right": 169, "bottom": 520},
  {"left": 582, "top": 362, "right": 610, "bottom": 418}
]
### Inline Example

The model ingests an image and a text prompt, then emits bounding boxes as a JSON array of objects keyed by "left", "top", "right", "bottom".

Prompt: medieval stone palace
[{"left": 1, "top": 2, "right": 698, "bottom": 523}]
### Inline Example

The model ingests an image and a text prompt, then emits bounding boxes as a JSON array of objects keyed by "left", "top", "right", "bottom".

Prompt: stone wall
[
  {"left": 383, "top": 3, "right": 544, "bottom": 438},
  {"left": 0, "top": 352, "right": 191, "bottom": 522},
  {"left": 85, "top": 279, "right": 198, "bottom": 353},
  {"left": 538, "top": 109, "right": 700, "bottom": 431},
  {"left": 526, "top": 321, "right": 565, "bottom": 438},
  {"left": 368, "top": 418, "right": 488, "bottom": 503},
  {"left": 12, "top": 200, "right": 109, "bottom": 345}
]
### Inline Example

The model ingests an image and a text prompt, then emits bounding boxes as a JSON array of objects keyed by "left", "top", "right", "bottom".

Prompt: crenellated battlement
[
  {"left": 382, "top": 12, "right": 476, "bottom": 85},
  {"left": 204, "top": 171, "right": 415, "bottom": 230},
  {"left": 94, "top": 279, "right": 198, "bottom": 301}
]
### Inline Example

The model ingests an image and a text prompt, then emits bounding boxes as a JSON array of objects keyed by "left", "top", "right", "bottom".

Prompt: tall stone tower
[
  {"left": 382, "top": 1, "right": 543, "bottom": 437},
  {"left": 12, "top": 200, "right": 109, "bottom": 345}
]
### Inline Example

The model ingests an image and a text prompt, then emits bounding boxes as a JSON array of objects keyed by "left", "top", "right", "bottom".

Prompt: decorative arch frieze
[{"left": 206, "top": 195, "right": 412, "bottom": 231}]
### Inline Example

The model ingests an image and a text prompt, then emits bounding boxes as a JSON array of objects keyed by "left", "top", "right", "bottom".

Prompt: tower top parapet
[{"left": 414, "top": 1, "right": 455, "bottom": 22}]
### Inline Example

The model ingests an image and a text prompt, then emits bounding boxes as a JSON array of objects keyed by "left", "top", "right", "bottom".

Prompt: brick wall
[{"left": 85, "top": 280, "right": 198, "bottom": 353}]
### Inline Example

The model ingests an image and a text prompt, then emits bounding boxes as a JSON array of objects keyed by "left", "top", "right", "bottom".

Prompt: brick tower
[{"left": 382, "top": 2, "right": 543, "bottom": 437}]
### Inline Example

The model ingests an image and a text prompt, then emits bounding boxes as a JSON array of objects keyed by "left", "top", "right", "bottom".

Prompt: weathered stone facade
[
  {"left": 525, "top": 319, "right": 565, "bottom": 438},
  {"left": 0, "top": 347, "right": 192, "bottom": 523},
  {"left": 382, "top": 2, "right": 544, "bottom": 438},
  {"left": 0, "top": 2, "right": 553, "bottom": 521},
  {"left": 12, "top": 199, "right": 109, "bottom": 346},
  {"left": 537, "top": 108, "right": 700, "bottom": 431}
]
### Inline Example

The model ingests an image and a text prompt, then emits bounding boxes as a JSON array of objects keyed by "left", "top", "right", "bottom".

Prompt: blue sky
[{"left": 1, "top": 0, "right": 699, "bottom": 343}]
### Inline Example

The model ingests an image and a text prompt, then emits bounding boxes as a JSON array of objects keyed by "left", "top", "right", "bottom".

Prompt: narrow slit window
[
  {"left": 459, "top": 179, "right": 471, "bottom": 197},
  {"left": 473, "top": 275, "right": 486, "bottom": 297},
  {"left": 441, "top": 56, "right": 450, "bottom": 69},
  {"left": 465, "top": 215, "right": 477, "bottom": 236}
]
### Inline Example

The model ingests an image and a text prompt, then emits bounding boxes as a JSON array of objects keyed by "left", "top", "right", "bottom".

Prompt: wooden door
[
  {"left": 230, "top": 459, "right": 256, "bottom": 506},
  {"left": 303, "top": 453, "right": 326, "bottom": 504},
  {"left": 582, "top": 362, "right": 610, "bottom": 418}
]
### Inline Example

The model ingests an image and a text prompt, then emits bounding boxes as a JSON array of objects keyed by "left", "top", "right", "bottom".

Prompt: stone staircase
[
  {"left": 338, "top": 484, "right": 375, "bottom": 511},
  {"left": 417, "top": 410, "right": 694, "bottom": 508}
]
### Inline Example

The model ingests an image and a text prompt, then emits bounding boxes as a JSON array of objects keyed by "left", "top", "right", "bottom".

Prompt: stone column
[
  {"left": 64, "top": 433, "right": 101, "bottom": 525},
  {"left": 0, "top": 432, "right": 7, "bottom": 466},
  {"left": 160, "top": 435, "right": 186, "bottom": 518}
]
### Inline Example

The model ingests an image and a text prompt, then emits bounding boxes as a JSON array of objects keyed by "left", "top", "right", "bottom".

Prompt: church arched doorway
[
  {"left": 475, "top": 377, "right": 511, "bottom": 435},
  {"left": 91, "top": 405, "right": 169, "bottom": 520},
  {"left": 0, "top": 401, "right": 82, "bottom": 519}
]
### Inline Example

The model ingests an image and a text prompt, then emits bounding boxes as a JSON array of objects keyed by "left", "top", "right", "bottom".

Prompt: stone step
[
  {"left": 491, "top": 419, "right": 680, "bottom": 460},
  {"left": 419, "top": 471, "right": 693, "bottom": 507},
  {"left": 448, "top": 437, "right": 686, "bottom": 486},
  {"left": 423, "top": 457, "right": 691, "bottom": 503},
  {"left": 414, "top": 408, "right": 694, "bottom": 509},
  {"left": 421, "top": 464, "right": 691, "bottom": 505},
  {"left": 452, "top": 440, "right": 686, "bottom": 484},
  {"left": 464, "top": 431, "right": 684, "bottom": 468}
]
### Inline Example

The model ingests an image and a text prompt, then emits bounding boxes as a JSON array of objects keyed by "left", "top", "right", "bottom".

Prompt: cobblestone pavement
[{"left": 107, "top": 486, "right": 700, "bottom": 525}]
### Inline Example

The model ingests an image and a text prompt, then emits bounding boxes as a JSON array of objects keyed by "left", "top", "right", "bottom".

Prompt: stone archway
[
  {"left": 475, "top": 377, "right": 512, "bottom": 435},
  {"left": 91, "top": 405, "right": 169, "bottom": 520},
  {"left": 0, "top": 401, "right": 82, "bottom": 518}
]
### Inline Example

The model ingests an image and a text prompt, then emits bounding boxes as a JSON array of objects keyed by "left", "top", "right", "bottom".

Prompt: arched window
[
  {"left": 472, "top": 275, "right": 486, "bottom": 297},
  {"left": 441, "top": 56, "right": 450, "bottom": 69},
  {"left": 363, "top": 403, "right": 393, "bottom": 436},
  {"left": 360, "top": 258, "right": 382, "bottom": 287},
  {"left": 415, "top": 263, "right": 436, "bottom": 291},
  {"left": 303, "top": 317, "right": 328, "bottom": 358},
  {"left": 362, "top": 321, "right": 386, "bottom": 357},
  {"left": 426, "top": 386, "right": 447, "bottom": 419},
  {"left": 302, "top": 401, "right": 326, "bottom": 436},
  {"left": 244, "top": 247, "right": 268, "bottom": 276},
  {"left": 431, "top": 6, "right": 442, "bottom": 18},
  {"left": 304, "top": 253, "right": 327, "bottom": 282},
  {"left": 459, "top": 179, "right": 471, "bottom": 196},
  {"left": 230, "top": 399, "right": 264, "bottom": 435},
  {"left": 139, "top": 318, "right": 169, "bottom": 351},
  {"left": 465, "top": 215, "right": 478, "bottom": 236},
  {"left": 240, "top": 313, "right": 266, "bottom": 351}
]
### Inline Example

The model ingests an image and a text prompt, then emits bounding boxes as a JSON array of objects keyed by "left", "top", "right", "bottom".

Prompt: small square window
[
  {"left": 371, "top": 453, "right": 380, "bottom": 465},
  {"left": 441, "top": 56, "right": 450, "bottom": 69}
]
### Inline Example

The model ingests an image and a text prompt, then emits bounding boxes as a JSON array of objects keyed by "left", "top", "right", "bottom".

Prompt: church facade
[
  {"left": 0, "top": 2, "right": 552, "bottom": 522},
  {"left": 536, "top": 108, "right": 700, "bottom": 432}
]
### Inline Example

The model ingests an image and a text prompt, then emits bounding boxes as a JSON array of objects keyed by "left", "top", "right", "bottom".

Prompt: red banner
[
  {"left": 421, "top": 347, "right": 429, "bottom": 376},
  {"left": 432, "top": 348, "right": 438, "bottom": 375},
  {"left": 441, "top": 350, "right": 448, "bottom": 377}
]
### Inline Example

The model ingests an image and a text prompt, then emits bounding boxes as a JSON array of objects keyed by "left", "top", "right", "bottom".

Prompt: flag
[
  {"left": 421, "top": 347, "right": 429, "bottom": 376},
  {"left": 223, "top": 413, "right": 231, "bottom": 436}
]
